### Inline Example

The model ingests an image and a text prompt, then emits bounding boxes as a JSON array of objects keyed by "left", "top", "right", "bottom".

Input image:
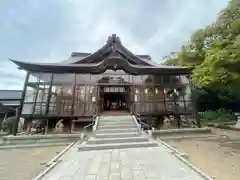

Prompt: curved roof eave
[{"left": 10, "top": 58, "right": 192, "bottom": 75}]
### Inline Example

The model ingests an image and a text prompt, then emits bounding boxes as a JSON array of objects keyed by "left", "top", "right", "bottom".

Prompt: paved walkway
[{"left": 40, "top": 142, "right": 207, "bottom": 180}]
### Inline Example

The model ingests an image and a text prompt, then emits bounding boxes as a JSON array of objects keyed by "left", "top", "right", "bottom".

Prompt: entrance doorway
[
  {"left": 99, "top": 86, "right": 130, "bottom": 113},
  {"left": 104, "top": 92, "right": 127, "bottom": 111}
]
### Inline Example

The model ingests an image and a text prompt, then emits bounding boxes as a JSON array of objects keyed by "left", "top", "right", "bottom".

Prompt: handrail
[
  {"left": 83, "top": 114, "right": 97, "bottom": 130},
  {"left": 135, "top": 113, "right": 150, "bottom": 130},
  {"left": 139, "top": 121, "right": 149, "bottom": 129}
]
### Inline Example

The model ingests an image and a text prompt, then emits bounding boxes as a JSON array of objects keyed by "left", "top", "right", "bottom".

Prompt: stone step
[
  {"left": 99, "top": 117, "right": 133, "bottom": 121},
  {"left": 99, "top": 121, "right": 135, "bottom": 126},
  {"left": 95, "top": 132, "right": 140, "bottom": 139},
  {"left": 96, "top": 128, "right": 138, "bottom": 134},
  {"left": 87, "top": 136, "right": 149, "bottom": 144},
  {"left": 99, "top": 120, "right": 134, "bottom": 124},
  {"left": 97, "top": 124, "right": 137, "bottom": 130},
  {"left": 78, "top": 141, "right": 158, "bottom": 151},
  {"left": 100, "top": 116, "right": 132, "bottom": 120}
]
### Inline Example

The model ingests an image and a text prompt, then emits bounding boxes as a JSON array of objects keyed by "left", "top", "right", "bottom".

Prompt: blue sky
[{"left": 0, "top": 0, "right": 228, "bottom": 90}]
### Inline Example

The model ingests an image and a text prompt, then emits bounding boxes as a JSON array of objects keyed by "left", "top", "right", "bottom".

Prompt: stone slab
[
  {"left": 39, "top": 145, "right": 208, "bottom": 180},
  {"left": 153, "top": 127, "right": 211, "bottom": 136}
]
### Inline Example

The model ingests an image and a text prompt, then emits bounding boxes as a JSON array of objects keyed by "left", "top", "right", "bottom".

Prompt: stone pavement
[{"left": 40, "top": 142, "right": 207, "bottom": 180}]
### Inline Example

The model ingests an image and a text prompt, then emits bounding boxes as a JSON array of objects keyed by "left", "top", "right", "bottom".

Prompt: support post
[
  {"left": 70, "top": 74, "right": 76, "bottom": 133},
  {"left": 182, "top": 88, "right": 190, "bottom": 126},
  {"left": 13, "top": 72, "right": 30, "bottom": 135},
  {"left": 162, "top": 87, "right": 167, "bottom": 114},
  {"left": 188, "top": 76, "right": 201, "bottom": 128},
  {"left": 31, "top": 79, "right": 40, "bottom": 116},
  {"left": 43, "top": 73, "right": 54, "bottom": 134}
]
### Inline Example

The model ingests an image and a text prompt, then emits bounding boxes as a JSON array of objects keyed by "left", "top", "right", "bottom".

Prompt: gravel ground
[
  {"left": 0, "top": 146, "right": 66, "bottom": 180},
  {"left": 164, "top": 128, "right": 240, "bottom": 180}
]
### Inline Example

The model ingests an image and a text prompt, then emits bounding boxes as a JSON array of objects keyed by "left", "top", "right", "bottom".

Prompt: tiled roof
[{"left": 0, "top": 90, "right": 22, "bottom": 100}]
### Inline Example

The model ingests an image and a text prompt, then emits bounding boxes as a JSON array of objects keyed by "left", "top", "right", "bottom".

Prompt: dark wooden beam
[
  {"left": 71, "top": 74, "right": 77, "bottom": 117},
  {"left": 189, "top": 78, "right": 201, "bottom": 127},
  {"left": 45, "top": 74, "right": 54, "bottom": 115},
  {"left": 43, "top": 73, "right": 54, "bottom": 134},
  {"left": 70, "top": 74, "right": 76, "bottom": 133},
  {"left": 13, "top": 72, "right": 30, "bottom": 135},
  {"left": 31, "top": 77, "right": 40, "bottom": 116}
]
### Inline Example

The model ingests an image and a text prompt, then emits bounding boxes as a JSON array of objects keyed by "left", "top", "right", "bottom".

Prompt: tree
[{"left": 163, "top": 0, "right": 240, "bottom": 111}]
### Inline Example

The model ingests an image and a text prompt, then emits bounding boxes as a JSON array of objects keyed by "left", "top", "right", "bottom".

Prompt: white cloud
[{"left": 0, "top": 0, "right": 228, "bottom": 90}]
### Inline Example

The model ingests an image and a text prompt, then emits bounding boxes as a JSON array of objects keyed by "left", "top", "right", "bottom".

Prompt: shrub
[
  {"left": 200, "top": 109, "right": 236, "bottom": 122},
  {"left": 1, "top": 117, "right": 15, "bottom": 134}
]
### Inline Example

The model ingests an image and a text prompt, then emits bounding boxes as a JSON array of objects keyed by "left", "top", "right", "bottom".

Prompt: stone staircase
[{"left": 78, "top": 115, "right": 158, "bottom": 151}]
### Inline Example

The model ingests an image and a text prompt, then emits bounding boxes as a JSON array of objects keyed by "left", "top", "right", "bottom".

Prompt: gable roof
[
  {"left": 10, "top": 34, "right": 192, "bottom": 75},
  {"left": 62, "top": 34, "right": 159, "bottom": 66},
  {"left": 65, "top": 52, "right": 153, "bottom": 65}
]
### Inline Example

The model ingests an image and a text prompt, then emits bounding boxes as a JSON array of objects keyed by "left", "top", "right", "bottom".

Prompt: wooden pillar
[
  {"left": 13, "top": 72, "right": 30, "bottom": 135},
  {"left": 173, "top": 94, "right": 180, "bottom": 128},
  {"left": 162, "top": 88, "right": 167, "bottom": 114},
  {"left": 83, "top": 84, "right": 87, "bottom": 115},
  {"left": 176, "top": 115, "right": 181, "bottom": 129},
  {"left": 182, "top": 87, "right": 189, "bottom": 126},
  {"left": 70, "top": 74, "right": 76, "bottom": 133},
  {"left": 189, "top": 76, "right": 201, "bottom": 127},
  {"left": 45, "top": 74, "right": 54, "bottom": 115},
  {"left": 40, "top": 85, "right": 45, "bottom": 114},
  {"left": 45, "top": 119, "right": 49, "bottom": 134},
  {"left": 31, "top": 77, "right": 40, "bottom": 116},
  {"left": 96, "top": 85, "right": 100, "bottom": 114},
  {"left": 43, "top": 73, "right": 54, "bottom": 134}
]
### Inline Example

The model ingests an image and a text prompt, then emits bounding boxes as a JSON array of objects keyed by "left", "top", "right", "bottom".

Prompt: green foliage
[
  {"left": 200, "top": 109, "right": 235, "bottom": 122},
  {"left": 163, "top": 0, "right": 240, "bottom": 111},
  {"left": 1, "top": 117, "right": 14, "bottom": 134}
]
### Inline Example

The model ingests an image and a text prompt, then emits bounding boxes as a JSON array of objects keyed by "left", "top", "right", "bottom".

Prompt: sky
[{"left": 0, "top": 0, "right": 228, "bottom": 90}]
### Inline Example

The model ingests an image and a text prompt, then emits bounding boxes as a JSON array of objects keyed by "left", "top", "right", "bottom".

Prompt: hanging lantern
[
  {"left": 135, "top": 89, "right": 139, "bottom": 94},
  {"left": 92, "top": 96, "right": 96, "bottom": 103},
  {"left": 90, "top": 86, "right": 93, "bottom": 94},
  {"left": 155, "top": 88, "right": 158, "bottom": 94},
  {"left": 144, "top": 88, "right": 148, "bottom": 94},
  {"left": 164, "top": 88, "right": 167, "bottom": 94}
]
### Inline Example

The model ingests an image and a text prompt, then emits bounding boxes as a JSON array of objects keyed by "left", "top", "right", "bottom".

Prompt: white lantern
[
  {"left": 164, "top": 88, "right": 167, "bottom": 94},
  {"left": 90, "top": 87, "right": 93, "bottom": 94},
  {"left": 144, "top": 88, "right": 148, "bottom": 94}
]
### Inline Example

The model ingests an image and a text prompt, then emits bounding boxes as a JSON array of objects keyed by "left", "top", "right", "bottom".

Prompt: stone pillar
[
  {"left": 71, "top": 120, "right": 75, "bottom": 132},
  {"left": 235, "top": 113, "right": 240, "bottom": 128},
  {"left": 148, "top": 130, "right": 152, "bottom": 137}
]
